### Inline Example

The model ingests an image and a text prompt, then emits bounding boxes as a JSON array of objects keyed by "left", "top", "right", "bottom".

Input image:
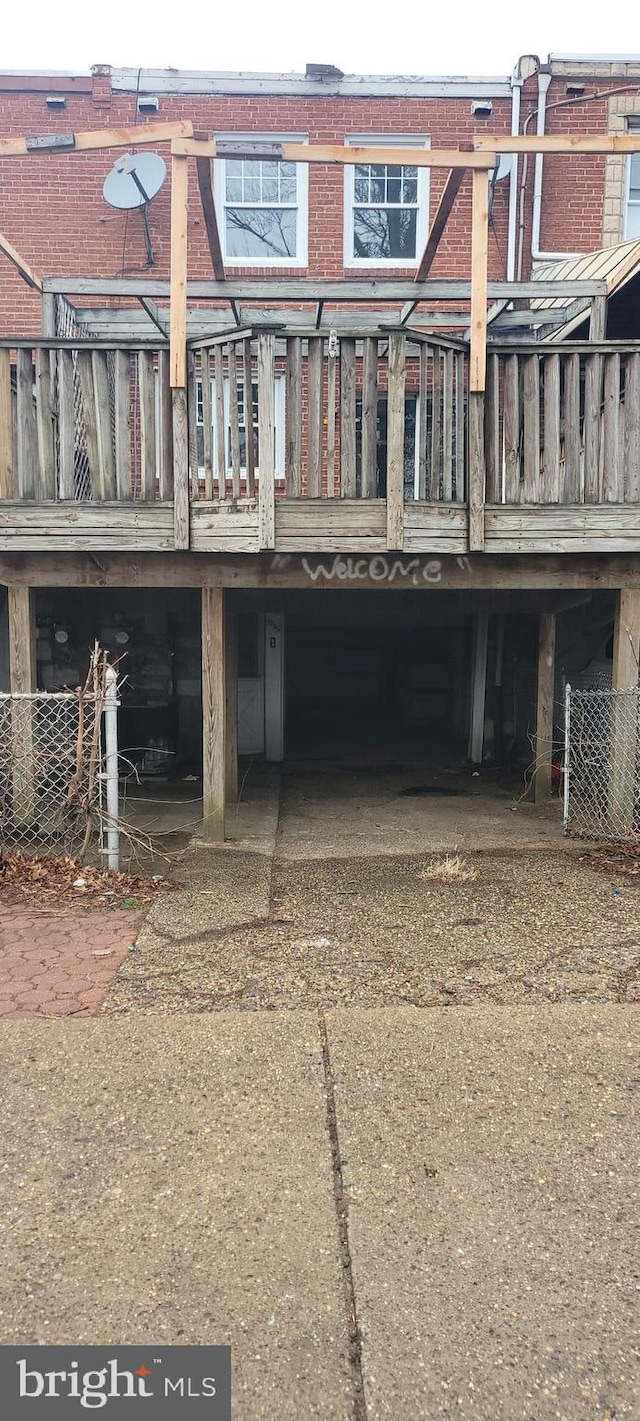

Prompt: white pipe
[
  {"left": 506, "top": 69, "right": 522, "bottom": 280},
  {"left": 531, "top": 69, "right": 582, "bottom": 263},
  {"left": 104, "top": 664, "right": 120, "bottom": 871}
]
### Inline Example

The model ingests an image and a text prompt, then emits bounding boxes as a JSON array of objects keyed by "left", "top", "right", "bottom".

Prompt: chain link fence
[{"left": 564, "top": 685, "right": 640, "bottom": 840}]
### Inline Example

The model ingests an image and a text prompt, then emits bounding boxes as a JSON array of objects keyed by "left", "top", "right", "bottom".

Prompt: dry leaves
[{"left": 0, "top": 849, "right": 176, "bottom": 909}]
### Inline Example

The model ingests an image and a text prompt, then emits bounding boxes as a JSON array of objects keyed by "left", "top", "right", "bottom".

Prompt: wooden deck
[{"left": 2, "top": 332, "right": 640, "bottom": 557}]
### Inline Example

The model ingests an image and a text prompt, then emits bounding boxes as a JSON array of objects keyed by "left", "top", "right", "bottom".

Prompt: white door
[{"left": 238, "top": 677, "right": 264, "bottom": 755}]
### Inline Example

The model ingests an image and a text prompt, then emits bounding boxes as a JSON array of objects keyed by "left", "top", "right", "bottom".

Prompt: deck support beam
[
  {"left": 201, "top": 586, "right": 227, "bottom": 841},
  {"left": 468, "top": 610, "right": 489, "bottom": 764},
  {"left": 225, "top": 608, "right": 238, "bottom": 811},
  {"left": 609, "top": 589, "right": 640, "bottom": 834},
  {"left": 533, "top": 611, "right": 556, "bottom": 802}
]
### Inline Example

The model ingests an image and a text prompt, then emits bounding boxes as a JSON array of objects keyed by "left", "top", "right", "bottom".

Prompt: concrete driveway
[{"left": 0, "top": 1005, "right": 638, "bottom": 1420}]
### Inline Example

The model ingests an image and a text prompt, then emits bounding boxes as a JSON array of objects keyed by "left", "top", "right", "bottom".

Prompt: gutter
[{"left": 531, "top": 69, "right": 582, "bottom": 262}]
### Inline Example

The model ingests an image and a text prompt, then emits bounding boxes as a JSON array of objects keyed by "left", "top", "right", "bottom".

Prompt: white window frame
[
  {"left": 624, "top": 119, "right": 640, "bottom": 240},
  {"left": 213, "top": 133, "right": 309, "bottom": 268},
  {"left": 343, "top": 134, "right": 430, "bottom": 270},
  {"left": 196, "top": 373, "right": 286, "bottom": 483}
]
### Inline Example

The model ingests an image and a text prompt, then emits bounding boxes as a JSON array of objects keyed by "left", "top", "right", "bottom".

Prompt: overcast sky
[{"left": 2, "top": 0, "right": 636, "bottom": 78}]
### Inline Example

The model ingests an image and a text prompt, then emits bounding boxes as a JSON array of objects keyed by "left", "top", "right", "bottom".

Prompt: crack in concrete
[{"left": 318, "top": 1009, "right": 367, "bottom": 1421}]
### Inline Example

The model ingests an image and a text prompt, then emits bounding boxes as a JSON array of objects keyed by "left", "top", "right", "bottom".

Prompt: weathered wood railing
[
  {"left": 0, "top": 339, "right": 172, "bottom": 503},
  {"left": 189, "top": 329, "right": 467, "bottom": 507},
  {"left": 485, "top": 342, "right": 640, "bottom": 505}
]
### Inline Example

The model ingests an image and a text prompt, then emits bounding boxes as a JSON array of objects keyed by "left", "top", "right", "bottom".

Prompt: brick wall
[{"left": 1, "top": 64, "right": 640, "bottom": 333}]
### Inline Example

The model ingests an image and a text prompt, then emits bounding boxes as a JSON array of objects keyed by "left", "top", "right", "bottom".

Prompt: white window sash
[
  {"left": 214, "top": 134, "right": 309, "bottom": 268},
  {"left": 344, "top": 134, "right": 430, "bottom": 269}
]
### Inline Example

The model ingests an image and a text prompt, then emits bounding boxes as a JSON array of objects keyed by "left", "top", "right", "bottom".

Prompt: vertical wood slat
[
  {"left": 16, "top": 349, "right": 38, "bottom": 499},
  {"left": 340, "top": 338, "right": 357, "bottom": 498},
  {"left": 307, "top": 337, "right": 323, "bottom": 497},
  {"left": 58, "top": 349, "right": 75, "bottom": 499},
  {"left": 584, "top": 353, "right": 603, "bottom": 503},
  {"left": 187, "top": 349, "right": 198, "bottom": 500},
  {"left": 227, "top": 343, "right": 241, "bottom": 499},
  {"left": 243, "top": 339, "right": 256, "bottom": 499},
  {"left": 361, "top": 337, "right": 378, "bottom": 498},
  {"left": 386, "top": 330, "right": 405, "bottom": 550},
  {"left": 624, "top": 352, "right": 640, "bottom": 504},
  {"left": 522, "top": 354, "right": 540, "bottom": 502},
  {"left": 214, "top": 344, "right": 226, "bottom": 500},
  {"left": 93, "top": 351, "right": 116, "bottom": 500},
  {"left": 285, "top": 335, "right": 302, "bottom": 497},
  {"left": 158, "top": 349, "right": 174, "bottom": 501},
  {"left": 78, "top": 350, "right": 101, "bottom": 499},
  {"left": 201, "top": 586, "right": 226, "bottom": 841},
  {"left": 430, "top": 349, "right": 442, "bottom": 500},
  {"left": 541, "top": 353, "right": 561, "bottom": 503},
  {"left": 602, "top": 353, "right": 622, "bottom": 502},
  {"left": 114, "top": 351, "right": 133, "bottom": 500},
  {"left": 0, "top": 348, "right": 13, "bottom": 497},
  {"left": 138, "top": 350, "right": 157, "bottom": 502},
  {"left": 442, "top": 349, "right": 454, "bottom": 502},
  {"left": 326, "top": 349, "right": 337, "bottom": 498},
  {"left": 455, "top": 351, "right": 466, "bottom": 503},
  {"left": 503, "top": 354, "right": 520, "bottom": 504},
  {"left": 563, "top": 352, "right": 581, "bottom": 503},
  {"left": 35, "top": 348, "right": 55, "bottom": 499},
  {"left": 418, "top": 344, "right": 428, "bottom": 499},
  {"left": 484, "top": 351, "right": 500, "bottom": 503},
  {"left": 201, "top": 348, "right": 213, "bottom": 501},
  {"left": 258, "top": 332, "right": 276, "bottom": 548}
]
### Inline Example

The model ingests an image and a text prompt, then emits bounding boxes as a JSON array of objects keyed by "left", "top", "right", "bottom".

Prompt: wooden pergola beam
[
  {"left": 0, "top": 120, "right": 193, "bottom": 159},
  {"left": 0, "top": 230, "right": 42, "bottom": 291},
  {"left": 473, "top": 134, "right": 640, "bottom": 154},
  {"left": 415, "top": 158, "right": 470, "bottom": 283},
  {"left": 195, "top": 155, "right": 225, "bottom": 281}
]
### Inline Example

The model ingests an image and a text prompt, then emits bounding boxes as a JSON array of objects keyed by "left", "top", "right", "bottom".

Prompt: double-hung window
[
  {"left": 625, "top": 119, "right": 640, "bottom": 239},
  {"left": 214, "top": 134, "right": 308, "bottom": 266},
  {"left": 344, "top": 135, "right": 430, "bottom": 267}
]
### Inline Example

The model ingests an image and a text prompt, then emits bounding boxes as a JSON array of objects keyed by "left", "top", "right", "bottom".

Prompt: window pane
[
  {"left": 281, "top": 162, "right": 296, "bottom": 181},
  {"left": 387, "top": 164, "right": 402, "bottom": 180},
  {"left": 370, "top": 178, "right": 385, "bottom": 203},
  {"left": 402, "top": 176, "right": 417, "bottom": 203},
  {"left": 353, "top": 207, "right": 417, "bottom": 260},
  {"left": 243, "top": 160, "right": 260, "bottom": 177},
  {"left": 226, "top": 206, "right": 297, "bottom": 258},
  {"left": 354, "top": 177, "right": 369, "bottom": 203},
  {"left": 225, "top": 177, "right": 242, "bottom": 202},
  {"left": 226, "top": 160, "right": 242, "bottom": 178},
  {"left": 626, "top": 203, "right": 640, "bottom": 238},
  {"left": 280, "top": 178, "right": 297, "bottom": 201},
  {"left": 261, "top": 178, "right": 279, "bottom": 202},
  {"left": 243, "top": 177, "right": 261, "bottom": 202},
  {"left": 386, "top": 177, "right": 402, "bottom": 203}
]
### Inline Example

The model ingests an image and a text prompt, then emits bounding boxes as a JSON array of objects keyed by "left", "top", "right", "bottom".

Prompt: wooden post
[
  {"left": 258, "top": 332, "right": 275, "bottom": 548},
  {"left": 589, "top": 295, "right": 607, "bottom": 341},
  {"left": 533, "top": 612, "right": 556, "bottom": 802},
  {"left": 609, "top": 589, "right": 640, "bottom": 834},
  {"left": 225, "top": 608, "right": 238, "bottom": 811},
  {"left": 201, "top": 586, "right": 226, "bottom": 841},
  {"left": 170, "top": 152, "right": 190, "bottom": 549},
  {"left": 386, "top": 330, "right": 405, "bottom": 550},
  {"left": 8, "top": 586, "right": 36, "bottom": 826},
  {"left": 0, "top": 349, "right": 14, "bottom": 498},
  {"left": 468, "top": 610, "right": 488, "bottom": 764},
  {"left": 468, "top": 167, "right": 489, "bottom": 553}
]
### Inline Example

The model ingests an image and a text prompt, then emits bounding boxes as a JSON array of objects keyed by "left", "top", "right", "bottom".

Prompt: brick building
[{"left": 1, "top": 54, "right": 640, "bottom": 842}]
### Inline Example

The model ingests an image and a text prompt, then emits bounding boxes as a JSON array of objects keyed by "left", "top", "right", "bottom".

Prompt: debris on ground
[
  {"left": 420, "top": 854, "right": 478, "bottom": 885},
  {"left": 586, "top": 842, "right": 640, "bottom": 878},
  {"left": 0, "top": 849, "right": 177, "bottom": 910}
]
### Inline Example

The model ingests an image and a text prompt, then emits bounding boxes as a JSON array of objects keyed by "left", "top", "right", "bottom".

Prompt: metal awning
[{"left": 531, "top": 238, "right": 640, "bottom": 310}]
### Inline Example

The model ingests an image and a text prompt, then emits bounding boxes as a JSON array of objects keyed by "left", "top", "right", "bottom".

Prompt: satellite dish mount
[{"left": 102, "top": 152, "right": 167, "bottom": 267}]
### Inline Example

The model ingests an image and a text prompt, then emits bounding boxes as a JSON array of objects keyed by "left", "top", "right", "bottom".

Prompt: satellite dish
[
  {"left": 494, "top": 153, "right": 514, "bottom": 183},
  {"left": 103, "top": 152, "right": 167, "bottom": 210}
]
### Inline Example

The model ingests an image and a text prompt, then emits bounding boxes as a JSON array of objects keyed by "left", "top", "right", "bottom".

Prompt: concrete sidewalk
[{"left": 0, "top": 1004, "right": 638, "bottom": 1419}]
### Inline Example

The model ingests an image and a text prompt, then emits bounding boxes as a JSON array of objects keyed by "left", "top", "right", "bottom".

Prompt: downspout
[
  {"left": 506, "top": 63, "right": 523, "bottom": 279},
  {"left": 531, "top": 68, "right": 582, "bottom": 262}
]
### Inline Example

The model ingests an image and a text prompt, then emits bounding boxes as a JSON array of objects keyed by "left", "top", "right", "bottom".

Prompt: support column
[
  {"left": 8, "top": 586, "right": 36, "bottom": 826},
  {"left": 533, "top": 611, "right": 556, "bottom": 802},
  {"left": 609, "top": 589, "right": 640, "bottom": 833},
  {"left": 225, "top": 608, "right": 238, "bottom": 809},
  {"left": 468, "top": 611, "right": 488, "bottom": 764},
  {"left": 201, "top": 587, "right": 226, "bottom": 841}
]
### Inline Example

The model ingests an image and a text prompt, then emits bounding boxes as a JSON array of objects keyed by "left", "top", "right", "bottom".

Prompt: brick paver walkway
[{"left": 0, "top": 905, "right": 142, "bottom": 1016}]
